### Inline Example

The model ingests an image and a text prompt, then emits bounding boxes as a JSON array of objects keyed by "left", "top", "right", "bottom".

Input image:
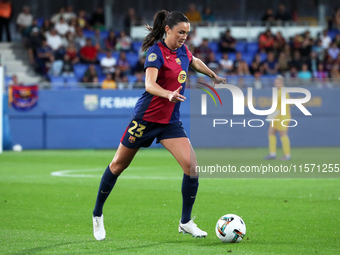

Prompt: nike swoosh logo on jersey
[{"left": 166, "top": 56, "right": 170, "bottom": 59}]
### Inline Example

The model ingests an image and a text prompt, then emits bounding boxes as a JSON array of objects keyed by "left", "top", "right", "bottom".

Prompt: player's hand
[
  {"left": 212, "top": 76, "right": 226, "bottom": 87},
  {"left": 168, "top": 86, "right": 186, "bottom": 103}
]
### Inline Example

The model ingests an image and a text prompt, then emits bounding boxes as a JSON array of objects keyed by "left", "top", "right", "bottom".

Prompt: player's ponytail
[{"left": 142, "top": 10, "right": 189, "bottom": 52}]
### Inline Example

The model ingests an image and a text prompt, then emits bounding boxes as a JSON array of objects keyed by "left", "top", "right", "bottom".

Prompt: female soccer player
[
  {"left": 92, "top": 10, "right": 226, "bottom": 240},
  {"left": 264, "top": 75, "right": 291, "bottom": 160}
]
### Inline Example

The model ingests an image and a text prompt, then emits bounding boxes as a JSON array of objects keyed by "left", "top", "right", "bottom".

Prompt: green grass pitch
[{"left": 1, "top": 148, "right": 339, "bottom": 254}]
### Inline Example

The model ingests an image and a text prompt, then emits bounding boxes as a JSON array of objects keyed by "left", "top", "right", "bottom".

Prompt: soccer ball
[{"left": 215, "top": 214, "right": 246, "bottom": 243}]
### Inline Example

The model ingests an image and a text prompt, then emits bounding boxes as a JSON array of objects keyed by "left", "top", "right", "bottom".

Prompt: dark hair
[{"left": 141, "top": 10, "right": 189, "bottom": 52}]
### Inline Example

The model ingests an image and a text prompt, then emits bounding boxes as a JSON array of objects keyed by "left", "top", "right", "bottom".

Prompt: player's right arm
[{"left": 145, "top": 67, "right": 186, "bottom": 103}]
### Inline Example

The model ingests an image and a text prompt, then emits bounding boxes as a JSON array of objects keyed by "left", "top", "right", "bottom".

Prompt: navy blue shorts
[{"left": 120, "top": 119, "right": 187, "bottom": 149}]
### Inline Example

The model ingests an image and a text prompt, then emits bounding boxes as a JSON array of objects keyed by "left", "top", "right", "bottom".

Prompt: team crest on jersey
[
  {"left": 178, "top": 70, "right": 187, "bottom": 83},
  {"left": 175, "top": 58, "right": 181, "bottom": 65},
  {"left": 148, "top": 53, "right": 157, "bottom": 62},
  {"left": 83, "top": 94, "right": 99, "bottom": 111},
  {"left": 128, "top": 135, "right": 136, "bottom": 143}
]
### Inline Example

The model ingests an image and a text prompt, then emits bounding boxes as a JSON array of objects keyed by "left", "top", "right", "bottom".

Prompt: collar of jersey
[{"left": 161, "top": 41, "right": 178, "bottom": 54}]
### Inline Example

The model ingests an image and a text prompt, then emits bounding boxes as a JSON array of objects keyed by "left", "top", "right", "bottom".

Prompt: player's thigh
[
  {"left": 160, "top": 137, "right": 198, "bottom": 176},
  {"left": 268, "top": 125, "right": 277, "bottom": 135},
  {"left": 109, "top": 143, "right": 139, "bottom": 175}
]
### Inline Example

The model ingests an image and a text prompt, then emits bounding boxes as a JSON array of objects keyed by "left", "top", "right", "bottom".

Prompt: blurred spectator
[
  {"left": 24, "top": 18, "right": 40, "bottom": 38},
  {"left": 314, "top": 63, "right": 328, "bottom": 87},
  {"left": 75, "top": 27, "right": 86, "bottom": 50},
  {"left": 233, "top": 52, "right": 249, "bottom": 75},
  {"left": 92, "top": 28, "right": 105, "bottom": 52},
  {"left": 51, "top": 7, "right": 65, "bottom": 24},
  {"left": 91, "top": 6, "right": 105, "bottom": 30},
  {"left": 116, "top": 30, "right": 132, "bottom": 51},
  {"left": 307, "top": 51, "right": 320, "bottom": 74},
  {"left": 55, "top": 17, "right": 70, "bottom": 36},
  {"left": 46, "top": 55, "right": 63, "bottom": 76},
  {"left": 185, "top": 4, "right": 202, "bottom": 23},
  {"left": 219, "top": 29, "right": 236, "bottom": 53},
  {"left": 249, "top": 53, "right": 264, "bottom": 75},
  {"left": 201, "top": 6, "right": 215, "bottom": 23},
  {"left": 259, "top": 29, "right": 274, "bottom": 53},
  {"left": 275, "top": 3, "right": 290, "bottom": 21},
  {"left": 8, "top": 75, "right": 22, "bottom": 86},
  {"left": 194, "top": 38, "right": 212, "bottom": 62},
  {"left": 91, "top": 76, "right": 100, "bottom": 88},
  {"left": 68, "top": 18, "right": 77, "bottom": 35},
  {"left": 36, "top": 39, "right": 53, "bottom": 74},
  {"left": 298, "top": 63, "right": 312, "bottom": 81},
  {"left": 117, "top": 51, "right": 130, "bottom": 75},
  {"left": 62, "top": 31, "right": 75, "bottom": 48},
  {"left": 83, "top": 64, "right": 98, "bottom": 82},
  {"left": 186, "top": 27, "right": 202, "bottom": 48},
  {"left": 65, "top": 43, "right": 79, "bottom": 64},
  {"left": 206, "top": 52, "right": 219, "bottom": 73},
  {"left": 77, "top": 10, "right": 88, "bottom": 29},
  {"left": 46, "top": 28, "right": 64, "bottom": 57},
  {"left": 277, "top": 52, "right": 289, "bottom": 74},
  {"left": 117, "top": 75, "right": 132, "bottom": 90},
  {"left": 312, "top": 39, "right": 325, "bottom": 61},
  {"left": 16, "top": 6, "right": 33, "bottom": 34},
  {"left": 261, "top": 8, "right": 275, "bottom": 22},
  {"left": 0, "top": 0, "right": 13, "bottom": 42},
  {"left": 328, "top": 8, "right": 340, "bottom": 30},
  {"left": 289, "top": 50, "right": 303, "bottom": 71},
  {"left": 102, "top": 73, "right": 117, "bottom": 89},
  {"left": 299, "top": 34, "right": 313, "bottom": 60},
  {"left": 263, "top": 51, "right": 278, "bottom": 75},
  {"left": 133, "top": 56, "right": 146, "bottom": 74},
  {"left": 61, "top": 54, "right": 74, "bottom": 77},
  {"left": 287, "top": 66, "right": 298, "bottom": 84},
  {"left": 273, "top": 31, "right": 286, "bottom": 53},
  {"left": 64, "top": 5, "right": 77, "bottom": 22},
  {"left": 100, "top": 50, "right": 116, "bottom": 75},
  {"left": 330, "top": 64, "right": 340, "bottom": 80},
  {"left": 41, "top": 19, "right": 52, "bottom": 36},
  {"left": 134, "top": 72, "right": 145, "bottom": 88},
  {"left": 283, "top": 44, "right": 292, "bottom": 62},
  {"left": 105, "top": 30, "right": 117, "bottom": 51},
  {"left": 80, "top": 38, "right": 98, "bottom": 63},
  {"left": 219, "top": 53, "right": 234, "bottom": 74},
  {"left": 324, "top": 55, "right": 334, "bottom": 73},
  {"left": 27, "top": 27, "right": 43, "bottom": 65},
  {"left": 320, "top": 29, "right": 331, "bottom": 49},
  {"left": 124, "top": 8, "right": 140, "bottom": 36},
  {"left": 328, "top": 42, "right": 340, "bottom": 60},
  {"left": 334, "top": 34, "right": 340, "bottom": 49},
  {"left": 253, "top": 71, "right": 263, "bottom": 89}
]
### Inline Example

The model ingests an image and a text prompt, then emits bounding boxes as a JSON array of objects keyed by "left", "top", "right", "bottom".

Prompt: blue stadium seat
[
  {"left": 235, "top": 42, "right": 246, "bottom": 52},
  {"left": 50, "top": 76, "right": 65, "bottom": 85},
  {"left": 260, "top": 53, "right": 267, "bottom": 62},
  {"left": 128, "top": 75, "right": 137, "bottom": 83},
  {"left": 74, "top": 64, "right": 88, "bottom": 80},
  {"left": 112, "top": 52, "right": 119, "bottom": 60},
  {"left": 100, "top": 30, "right": 109, "bottom": 39},
  {"left": 126, "top": 53, "right": 139, "bottom": 67},
  {"left": 95, "top": 65, "right": 103, "bottom": 76},
  {"left": 98, "top": 75, "right": 106, "bottom": 82},
  {"left": 65, "top": 76, "right": 79, "bottom": 84},
  {"left": 242, "top": 53, "right": 253, "bottom": 65},
  {"left": 208, "top": 42, "right": 219, "bottom": 53},
  {"left": 215, "top": 52, "right": 222, "bottom": 62},
  {"left": 228, "top": 53, "right": 236, "bottom": 61},
  {"left": 5, "top": 76, "right": 12, "bottom": 86},
  {"left": 83, "top": 30, "right": 95, "bottom": 39},
  {"left": 97, "top": 53, "right": 106, "bottom": 61},
  {"left": 132, "top": 41, "right": 143, "bottom": 53},
  {"left": 247, "top": 42, "right": 259, "bottom": 54}
]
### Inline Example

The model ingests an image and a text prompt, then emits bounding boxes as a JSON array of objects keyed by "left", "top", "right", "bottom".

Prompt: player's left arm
[{"left": 190, "top": 56, "right": 226, "bottom": 85}]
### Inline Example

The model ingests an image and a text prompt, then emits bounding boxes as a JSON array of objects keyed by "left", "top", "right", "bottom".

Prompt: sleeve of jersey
[
  {"left": 185, "top": 45, "right": 193, "bottom": 64},
  {"left": 144, "top": 45, "right": 164, "bottom": 71}
]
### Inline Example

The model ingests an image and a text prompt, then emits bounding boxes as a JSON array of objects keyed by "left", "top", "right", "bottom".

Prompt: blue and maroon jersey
[{"left": 133, "top": 41, "right": 193, "bottom": 124}]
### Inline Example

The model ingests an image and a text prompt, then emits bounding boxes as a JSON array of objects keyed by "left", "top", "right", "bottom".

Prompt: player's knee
[{"left": 109, "top": 161, "right": 128, "bottom": 175}]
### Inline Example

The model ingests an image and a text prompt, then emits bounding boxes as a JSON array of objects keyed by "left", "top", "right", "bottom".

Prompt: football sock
[
  {"left": 269, "top": 135, "right": 276, "bottom": 155},
  {"left": 93, "top": 165, "right": 119, "bottom": 217},
  {"left": 280, "top": 135, "right": 291, "bottom": 156},
  {"left": 181, "top": 173, "right": 199, "bottom": 224}
]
